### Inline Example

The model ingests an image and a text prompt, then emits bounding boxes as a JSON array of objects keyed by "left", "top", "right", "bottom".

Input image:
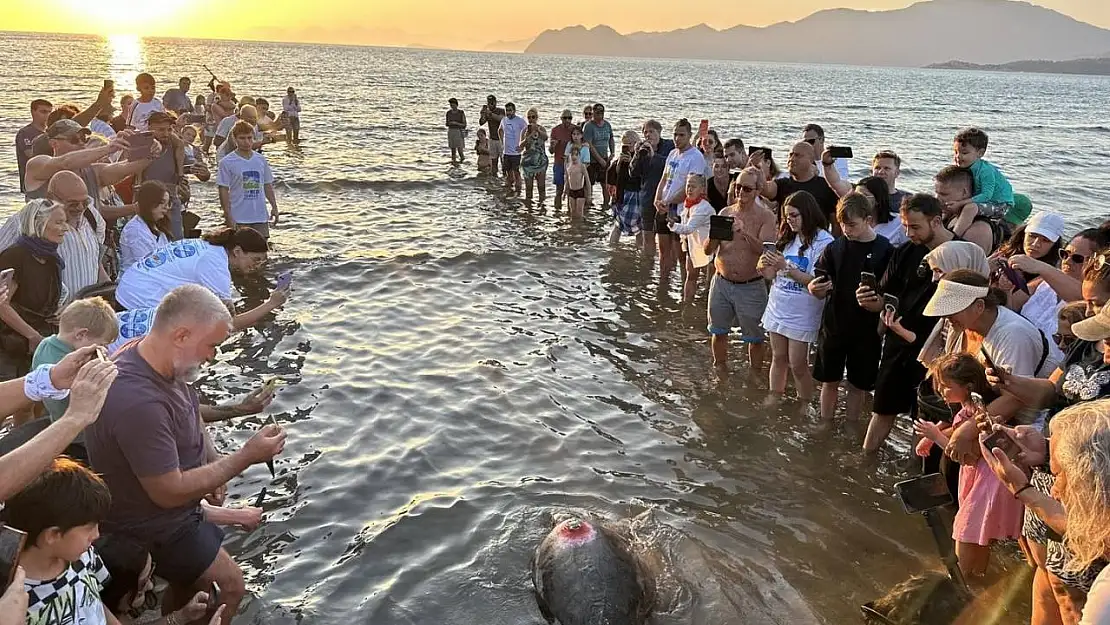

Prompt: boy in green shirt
[{"left": 32, "top": 297, "right": 119, "bottom": 423}]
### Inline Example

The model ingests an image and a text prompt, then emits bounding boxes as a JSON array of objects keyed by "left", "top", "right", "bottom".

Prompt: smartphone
[
  {"left": 747, "top": 146, "right": 772, "bottom": 160},
  {"left": 126, "top": 131, "right": 155, "bottom": 160},
  {"left": 762, "top": 242, "right": 777, "bottom": 254},
  {"left": 980, "top": 346, "right": 1008, "bottom": 383},
  {"left": 698, "top": 119, "right": 709, "bottom": 140},
  {"left": 859, "top": 271, "right": 879, "bottom": 293},
  {"left": 274, "top": 271, "right": 293, "bottom": 291},
  {"left": 0, "top": 268, "right": 14, "bottom": 292},
  {"left": 207, "top": 581, "right": 221, "bottom": 611},
  {"left": 983, "top": 428, "right": 1023, "bottom": 463},
  {"left": 0, "top": 525, "right": 27, "bottom": 590},
  {"left": 708, "top": 215, "right": 734, "bottom": 241},
  {"left": 894, "top": 473, "right": 953, "bottom": 514},
  {"left": 997, "top": 260, "right": 1030, "bottom": 295},
  {"left": 882, "top": 293, "right": 899, "bottom": 314},
  {"left": 827, "top": 146, "right": 854, "bottom": 159},
  {"left": 814, "top": 268, "right": 829, "bottom": 282}
]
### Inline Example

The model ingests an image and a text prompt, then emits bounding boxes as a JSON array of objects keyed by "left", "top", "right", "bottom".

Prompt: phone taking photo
[
  {"left": 709, "top": 215, "right": 734, "bottom": 241},
  {"left": 983, "top": 428, "right": 1023, "bottom": 463},
  {"left": 747, "top": 146, "right": 772, "bottom": 160},
  {"left": 980, "top": 346, "right": 1008, "bottom": 383},
  {"left": 0, "top": 525, "right": 27, "bottom": 590},
  {"left": 275, "top": 271, "right": 293, "bottom": 291},
  {"left": 698, "top": 119, "right": 709, "bottom": 140},
  {"left": 827, "top": 146, "right": 854, "bottom": 159},
  {"left": 894, "top": 473, "right": 953, "bottom": 514},
  {"left": 0, "top": 268, "right": 14, "bottom": 292},
  {"left": 859, "top": 271, "right": 879, "bottom": 293},
  {"left": 762, "top": 242, "right": 777, "bottom": 255}
]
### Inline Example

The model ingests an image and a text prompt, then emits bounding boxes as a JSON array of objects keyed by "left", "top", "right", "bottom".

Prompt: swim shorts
[
  {"left": 707, "top": 274, "right": 767, "bottom": 343},
  {"left": 587, "top": 162, "right": 603, "bottom": 185},
  {"left": 872, "top": 344, "right": 927, "bottom": 416},
  {"left": 812, "top": 327, "right": 882, "bottom": 391},
  {"left": 147, "top": 512, "right": 225, "bottom": 586},
  {"left": 503, "top": 154, "right": 522, "bottom": 173},
  {"left": 553, "top": 163, "right": 566, "bottom": 187},
  {"left": 567, "top": 186, "right": 586, "bottom": 200}
]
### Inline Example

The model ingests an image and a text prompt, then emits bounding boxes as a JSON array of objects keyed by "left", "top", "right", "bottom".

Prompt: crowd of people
[
  {"left": 1, "top": 71, "right": 302, "bottom": 625},
  {"left": 447, "top": 95, "right": 1110, "bottom": 623}
]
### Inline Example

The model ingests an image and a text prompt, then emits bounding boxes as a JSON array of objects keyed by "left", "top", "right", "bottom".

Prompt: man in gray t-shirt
[
  {"left": 86, "top": 285, "right": 284, "bottom": 624},
  {"left": 15, "top": 99, "right": 52, "bottom": 193}
]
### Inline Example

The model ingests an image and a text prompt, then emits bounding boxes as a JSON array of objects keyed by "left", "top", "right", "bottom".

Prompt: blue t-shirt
[{"left": 583, "top": 120, "right": 614, "bottom": 160}]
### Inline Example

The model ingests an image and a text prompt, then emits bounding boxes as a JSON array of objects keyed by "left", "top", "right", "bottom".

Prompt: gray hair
[
  {"left": 18, "top": 199, "right": 63, "bottom": 239},
  {"left": 152, "top": 284, "right": 233, "bottom": 333},
  {"left": 1051, "top": 399, "right": 1110, "bottom": 573}
]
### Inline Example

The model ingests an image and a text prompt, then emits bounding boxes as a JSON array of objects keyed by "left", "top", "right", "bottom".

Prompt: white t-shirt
[
  {"left": 119, "top": 217, "right": 170, "bottom": 274},
  {"left": 659, "top": 147, "right": 707, "bottom": 208},
  {"left": 127, "top": 98, "right": 164, "bottom": 131},
  {"left": 668, "top": 198, "right": 715, "bottom": 268},
  {"left": 816, "top": 158, "right": 850, "bottom": 180},
  {"left": 1082, "top": 566, "right": 1110, "bottom": 624},
  {"left": 89, "top": 118, "right": 116, "bottom": 139},
  {"left": 499, "top": 115, "right": 528, "bottom": 156},
  {"left": 107, "top": 307, "right": 157, "bottom": 354},
  {"left": 116, "top": 239, "right": 235, "bottom": 309},
  {"left": 874, "top": 214, "right": 909, "bottom": 248},
  {"left": 217, "top": 151, "right": 274, "bottom": 224},
  {"left": 762, "top": 229, "right": 835, "bottom": 342},
  {"left": 1022, "top": 281, "right": 1066, "bottom": 365}
]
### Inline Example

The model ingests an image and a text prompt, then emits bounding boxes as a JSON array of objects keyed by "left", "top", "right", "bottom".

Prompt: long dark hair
[
  {"left": 776, "top": 191, "right": 828, "bottom": 257},
  {"left": 856, "top": 176, "right": 892, "bottom": 224},
  {"left": 201, "top": 226, "right": 268, "bottom": 253},
  {"left": 134, "top": 181, "right": 173, "bottom": 240},
  {"left": 997, "top": 224, "right": 1063, "bottom": 283}
]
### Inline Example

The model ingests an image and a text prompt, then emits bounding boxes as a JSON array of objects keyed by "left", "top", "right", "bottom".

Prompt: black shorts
[
  {"left": 567, "top": 186, "right": 586, "bottom": 200},
  {"left": 587, "top": 162, "right": 603, "bottom": 184},
  {"left": 873, "top": 345, "right": 928, "bottom": 416},
  {"left": 812, "top": 328, "right": 882, "bottom": 391},
  {"left": 147, "top": 512, "right": 224, "bottom": 586},
  {"left": 503, "top": 154, "right": 522, "bottom": 173}
]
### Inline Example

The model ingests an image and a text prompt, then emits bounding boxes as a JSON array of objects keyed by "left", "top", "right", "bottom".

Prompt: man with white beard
[{"left": 85, "top": 284, "right": 285, "bottom": 625}]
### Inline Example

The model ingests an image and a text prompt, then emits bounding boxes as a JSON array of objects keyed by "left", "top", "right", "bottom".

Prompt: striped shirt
[{"left": 0, "top": 208, "right": 106, "bottom": 306}]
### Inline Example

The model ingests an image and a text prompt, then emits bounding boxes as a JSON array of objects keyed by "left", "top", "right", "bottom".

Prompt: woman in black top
[
  {"left": 706, "top": 154, "right": 730, "bottom": 212},
  {"left": 608, "top": 131, "right": 643, "bottom": 246},
  {"left": 0, "top": 199, "right": 68, "bottom": 381}
]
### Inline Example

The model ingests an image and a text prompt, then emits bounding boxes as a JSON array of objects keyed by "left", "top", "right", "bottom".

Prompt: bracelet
[
  {"left": 24, "top": 364, "right": 69, "bottom": 402},
  {"left": 165, "top": 611, "right": 182, "bottom": 625},
  {"left": 1014, "top": 482, "right": 1034, "bottom": 499}
]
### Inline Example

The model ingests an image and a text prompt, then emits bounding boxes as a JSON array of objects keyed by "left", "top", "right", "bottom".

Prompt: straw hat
[
  {"left": 1073, "top": 305, "right": 1110, "bottom": 342},
  {"left": 923, "top": 279, "right": 990, "bottom": 317}
]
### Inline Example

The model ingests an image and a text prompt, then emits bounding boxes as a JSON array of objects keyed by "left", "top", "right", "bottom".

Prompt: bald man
[
  {"left": 0, "top": 171, "right": 109, "bottom": 303},
  {"left": 749, "top": 141, "right": 840, "bottom": 229},
  {"left": 24, "top": 119, "right": 156, "bottom": 221}
]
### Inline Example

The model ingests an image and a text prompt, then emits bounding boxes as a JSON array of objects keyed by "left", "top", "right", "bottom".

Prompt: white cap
[{"left": 1027, "top": 212, "right": 1066, "bottom": 243}]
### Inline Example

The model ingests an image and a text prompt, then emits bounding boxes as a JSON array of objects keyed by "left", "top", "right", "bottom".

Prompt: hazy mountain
[
  {"left": 484, "top": 38, "right": 533, "bottom": 52},
  {"left": 928, "top": 56, "right": 1110, "bottom": 75},
  {"left": 523, "top": 0, "right": 1110, "bottom": 67}
]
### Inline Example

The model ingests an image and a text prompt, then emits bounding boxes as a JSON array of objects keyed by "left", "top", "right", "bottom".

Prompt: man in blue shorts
[
  {"left": 86, "top": 285, "right": 285, "bottom": 625},
  {"left": 549, "top": 109, "right": 575, "bottom": 210}
]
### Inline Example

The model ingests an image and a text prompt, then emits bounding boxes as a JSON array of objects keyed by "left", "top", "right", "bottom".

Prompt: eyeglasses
[
  {"left": 61, "top": 197, "right": 92, "bottom": 211},
  {"left": 1054, "top": 333, "right": 1078, "bottom": 349},
  {"left": 1060, "top": 249, "right": 1088, "bottom": 265},
  {"left": 804, "top": 138, "right": 818, "bottom": 145}
]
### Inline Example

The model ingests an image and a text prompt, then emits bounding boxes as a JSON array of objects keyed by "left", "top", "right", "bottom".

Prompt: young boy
[
  {"left": 808, "top": 193, "right": 894, "bottom": 423},
  {"left": 2, "top": 458, "right": 113, "bottom": 625},
  {"left": 949, "top": 127, "right": 1015, "bottom": 237},
  {"left": 475, "top": 128, "right": 491, "bottom": 174},
  {"left": 217, "top": 120, "right": 278, "bottom": 239},
  {"left": 32, "top": 297, "right": 120, "bottom": 423}
]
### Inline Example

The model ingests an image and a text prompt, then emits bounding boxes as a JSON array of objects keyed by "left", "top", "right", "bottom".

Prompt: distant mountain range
[
  {"left": 519, "top": 0, "right": 1110, "bottom": 68},
  {"left": 928, "top": 56, "right": 1110, "bottom": 76}
]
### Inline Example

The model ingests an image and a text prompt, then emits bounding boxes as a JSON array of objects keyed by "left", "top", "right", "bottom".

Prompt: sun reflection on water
[{"left": 106, "top": 34, "right": 143, "bottom": 91}]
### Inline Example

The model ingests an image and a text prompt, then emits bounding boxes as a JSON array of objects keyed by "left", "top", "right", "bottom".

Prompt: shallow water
[{"left": 4, "top": 32, "right": 1109, "bottom": 624}]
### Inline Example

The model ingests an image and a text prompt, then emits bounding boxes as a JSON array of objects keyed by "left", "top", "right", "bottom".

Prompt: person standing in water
[
  {"left": 445, "top": 98, "right": 466, "bottom": 164},
  {"left": 281, "top": 87, "right": 301, "bottom": 144}
]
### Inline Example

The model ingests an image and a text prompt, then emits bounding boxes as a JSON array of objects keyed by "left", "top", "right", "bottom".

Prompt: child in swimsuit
[
  {"left": 566, "top": 149, "right": 588, "bottom": 218},
  {"left": 476, "top": 129, "right": 491, "bottom": 174}
]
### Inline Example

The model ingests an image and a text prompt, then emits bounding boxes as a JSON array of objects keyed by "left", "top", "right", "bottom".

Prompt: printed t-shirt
[
  {"left": 217, "top": 151, "right": 274, "bottom": 224},
  {"left": 659, "top": 146, "right": 707, "bottom": 208},
  {"left": 107, "top": 307, "right": 157, "bottom": 355},
  {"left": 764, "top": 230, "right": 835, "bottom": 336},
  {"left": 115, "top": 240, "right": 234, "bottom": 309},
  {"left": 583, "top": 120, "right": 614, "bottom": 160},
  {"left": 24, "top": 547, "right": 110, "bottom": 625}
]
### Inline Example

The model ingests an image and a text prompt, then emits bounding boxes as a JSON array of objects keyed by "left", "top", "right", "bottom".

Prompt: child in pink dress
[{"left": 913, "top": 352, "right": 1024, "bottom": 579}]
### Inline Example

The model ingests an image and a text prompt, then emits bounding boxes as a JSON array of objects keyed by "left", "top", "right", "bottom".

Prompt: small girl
[
  {"left": 565, "top": 149, "right": 588, "bottom": 218},
  {"left": 914, "top": 352, "right": 1024, "bottom": 579},
  {"left": 475, "top": 128, "right": 491, "bottom": 174}
]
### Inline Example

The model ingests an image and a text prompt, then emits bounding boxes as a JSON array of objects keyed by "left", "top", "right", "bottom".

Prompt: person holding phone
[
  {"left": 757, "top": 191, "right": 833, "bottom": 405},
  {"left": 993, "top": 213, "right": 1068, "bottom": 346},
  {"left": 630, "top": 120, "right": 672, "bottom": 258},
  {"left": 751, "top": 141, "right": 839, "bottom": 231},
  {"left": 654, "top": 119, "right": 706, "bottom": 284},
  {"left": 801, "top": 124, "right": 849, "bottom": 180},
  {"left": 668, "top": 173, "right": 715, "bottom": 304},
  {"left": 518, "top": 108, "right": 548, "bottom": 204},
  {"left": 704, "top": 167, "right": 777, "bottom": 372}
]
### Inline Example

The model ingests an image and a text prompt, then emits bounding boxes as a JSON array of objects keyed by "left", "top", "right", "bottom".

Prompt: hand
[
  {"left": 204, "top": 483, "right": 227, "bottom": 506},
  {"left": 993, "top": 267, "right": 1014, "bottom": 293},
  {"left": 0, "top": 567, "right": 28, "bottom": 625},
  {"left": 746, "top": 150, "right": 764, "bottom": 170},
  {"left": 913, "top": 418, "right": 943, "bottom": 441},
  {"left": 654, "top": 199, "right": 668, "bottom": 215},
  {"left": 855, "top": 285, "right": 882, "bottom": 312},
  {"left": 226, "top": 506, "right": 263, "bottom": 530},
  {"left": 237, "top": 384, "right": 275, "bottom": 416},
  {"left": 208, "top": 605, "right": 226, "bottom": 625},
  {"left": 1008, "top": 254, "right": 1047, "bottom": 276},
  {"left": 808, "top": 277, "right": 833, "bottom": 298},
  {"left": 96, "top": 82, "right": 115, "bottom": 107},
  {"left": 63, "top": 358, "right": 118, "bottom": 426},
  {"left": 27, "top": 334, "right": 43, "bottom": 353},
  {"left": 985, "top": 423, "right": 1047, "bottom": 468},
  {"left": 880, "top": 309, "right": 905, "bottom": 332},
  {"left": 270, "top": 207, "right": 279, "bottom": 226},
  {"left": 768, "top": 251, "right": 788, "bottom": 271},
  {"left": 242, "top": 423, "right": 286, "bottom": 465},
  {"left": 979, "top": 435, "right": 1035, "bottom": 495},
  {"left": 107, "top": 132, "right": 132, "bottom": 155},
  {"left": 984, "top": 364, "right": 1014, "bottom": 392},
  {"left": 915, "top": 437, "right": 934, "bottom": 458},
  {"left": 49, "top": 345, "right": 102, "bottom": 389},
  {"left": 944, "top": 420, "right": 982, "bottom": 465},
  {"left": 176, "top": 591, "right": 210, "bottom": 623},
  {"left": 267, "top": 286, "right": 289, "bottom": 309},
  {"left": 820, "top": 149, "right": 835, "bottom": 166}
]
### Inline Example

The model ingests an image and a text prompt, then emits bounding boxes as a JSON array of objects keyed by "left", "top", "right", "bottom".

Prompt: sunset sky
[{"left": 4, "top": 0, "right": 1109, "bottom": 50}]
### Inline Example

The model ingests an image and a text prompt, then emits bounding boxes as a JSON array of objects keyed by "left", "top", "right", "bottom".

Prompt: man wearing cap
[
  {"left": 24, "top": 120, "right": 156, "bottom": 220},
  {"left": 922, "top": 269, "right": 1062, "bottom": 465},
  {"left": 583, "top": 103, "right": 615, "bottom": 206},
  {"left": 281, "top": 87, "right": 301, "bottom": 144},
  {"left": 934, "top": 166, "right": 997, "bottom": 255},
  {"left": 479, "top": 95, "right": 504, "bottom": 175},
  {"left": 445, "top": 98, "right": 467, "bottom": 164},
  {"left": 549, "top": 109, "right": 576, "bottom": 210}
]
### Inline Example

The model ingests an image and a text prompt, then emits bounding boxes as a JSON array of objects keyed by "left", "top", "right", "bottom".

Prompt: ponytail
[{"left": 201, "top": 226, "right": 268, "bottom": 254}]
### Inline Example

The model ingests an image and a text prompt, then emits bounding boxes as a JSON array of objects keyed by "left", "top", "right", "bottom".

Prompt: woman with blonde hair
[
  {"left": 518, "top": 107, "right": 548, "bottom": 203},
  {"left": 608, "top": 129, "right": 643, "bottom": 245}
]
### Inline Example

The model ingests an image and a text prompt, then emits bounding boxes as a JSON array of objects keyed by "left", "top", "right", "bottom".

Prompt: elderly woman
[
  {"left": 519, "top": 107, "right": 548, "bottom": 204},
  {"left": 982, "top": 399, "right": 1110, "bottom": 624},
  {"left": 0, "top": 199, "right": 69, "bottom": 382},
  {"left": 608, "top": 130, "right": 643, "bottom": 246}
]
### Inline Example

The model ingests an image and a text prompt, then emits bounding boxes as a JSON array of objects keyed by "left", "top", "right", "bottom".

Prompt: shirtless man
[
  {"left": 704, "top": 167, "right": 777, "bottom": 372},
  {"left": 934, "top": 165, "right": 995, "bottom": 254}
]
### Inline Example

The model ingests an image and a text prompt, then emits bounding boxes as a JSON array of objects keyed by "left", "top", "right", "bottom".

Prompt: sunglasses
[
  {"left": 738, "top": 184, "right": 758, "bottom": 193},
  {"left": 1054, "top": 333, "right": 1078, "bottom": 349},
  {"left": 1060, "top": 249, "right": 1088, "bottom": 264},
  {"left": 561, "top": 116, "right": 572, "bottom": 120},
  {"left": 804, "top": 138, "right": 818, "bottom": 145}
]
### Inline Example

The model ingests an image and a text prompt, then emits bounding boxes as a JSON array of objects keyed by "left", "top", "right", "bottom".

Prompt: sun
[{"left": 56, "top": 0, "right": 189, "bottom": 35}]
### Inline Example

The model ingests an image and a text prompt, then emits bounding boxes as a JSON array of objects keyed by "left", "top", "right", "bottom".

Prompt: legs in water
[{"left": 863, "top": 412, "right": 896, "bottom": 453}]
